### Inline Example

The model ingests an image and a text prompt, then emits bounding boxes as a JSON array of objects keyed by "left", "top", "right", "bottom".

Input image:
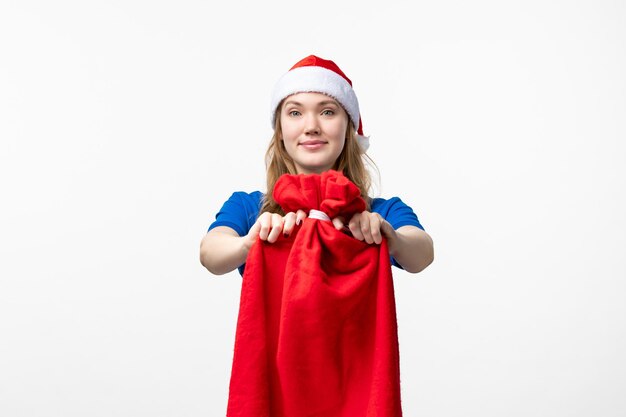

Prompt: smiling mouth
[{"left": 299, "top": 140, "right": 327, "bottom": 149}]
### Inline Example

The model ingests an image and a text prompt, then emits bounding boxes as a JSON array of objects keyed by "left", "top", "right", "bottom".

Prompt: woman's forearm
[
  {"left": 200, "top": 227, "right": 251, "bottom": 275},
  {"left": 200, "top": 212, "right": 307, "bottom": 275},
  {"left": 201, "top": 223, "right": 433, "bottom": 275},
  {"left": 387, "top": 226, "right": 434, "bottom": 273}
]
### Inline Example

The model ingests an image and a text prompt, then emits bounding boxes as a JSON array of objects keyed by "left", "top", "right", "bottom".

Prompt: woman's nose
[{"left": 304, "top": 114, "right": 320, "bottom": 135}]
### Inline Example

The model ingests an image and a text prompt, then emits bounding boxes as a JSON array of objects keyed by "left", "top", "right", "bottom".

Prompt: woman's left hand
[
  {"left": 332, "top": 211, "right": 397, "bottom": 245},
  {"left": 332, "top": 211, "right": 434, "bottom": 273}
]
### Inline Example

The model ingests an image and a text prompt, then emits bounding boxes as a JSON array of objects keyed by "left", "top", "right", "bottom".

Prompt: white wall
[{"left": 1, "top": 1, "right": 624, "bottom": 415}]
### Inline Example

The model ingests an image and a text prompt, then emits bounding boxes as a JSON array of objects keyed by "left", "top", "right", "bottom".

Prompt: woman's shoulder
[
  {"left": 219, "top": 190, "right": 264, "bottom": 217},
  {"left": 370, "top": 196, "right": 411, "bottom": 211},
  {"left": 370, "top": 196, "right": 424, "bottom": 230},
  {"left": 225, "top": 190, "right": 264, "bottom": 206},
  {"left": 208, "top": 191, "right": 264, "bottom": 235}
]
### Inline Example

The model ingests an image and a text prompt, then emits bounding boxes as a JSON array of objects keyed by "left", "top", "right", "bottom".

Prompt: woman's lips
[{"left": 299, "top": 140, "right": 326, "bottom": 150}]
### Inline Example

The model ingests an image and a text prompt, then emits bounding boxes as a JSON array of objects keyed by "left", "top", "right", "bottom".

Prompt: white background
[{"left": 1, "top": 0, "right": 625, "bottom": 416}]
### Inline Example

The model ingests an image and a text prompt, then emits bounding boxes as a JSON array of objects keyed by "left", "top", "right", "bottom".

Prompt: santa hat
[{"left": 270, "top": 55, "right": 370, "bottom": 152}]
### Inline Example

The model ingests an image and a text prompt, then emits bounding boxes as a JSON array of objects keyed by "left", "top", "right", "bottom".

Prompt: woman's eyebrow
[{"left": 283, "top": 100, "right": 339, "bottom": 107}]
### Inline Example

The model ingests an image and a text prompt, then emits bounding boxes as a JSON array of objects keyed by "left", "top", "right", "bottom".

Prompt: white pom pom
[{"left": 356, "top": 135, "right": 370, "bottom": 152}]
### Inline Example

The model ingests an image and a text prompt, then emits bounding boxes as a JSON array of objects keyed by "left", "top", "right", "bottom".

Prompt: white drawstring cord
[{"left": 308, "top": 209, "right": 331, "bottom": 222}]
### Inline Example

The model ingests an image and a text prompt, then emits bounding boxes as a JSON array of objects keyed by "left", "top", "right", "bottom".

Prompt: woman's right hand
[
  {"left": 244, "top": 210, "right": 308, "bottom": 250},
  {"left": 200, "top": 209, "right": 308, "bottom": 275}
]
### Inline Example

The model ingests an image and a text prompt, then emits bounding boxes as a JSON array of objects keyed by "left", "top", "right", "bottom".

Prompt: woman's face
[{"left": 279, "top": 92, "right": 349, "bottom": 175}]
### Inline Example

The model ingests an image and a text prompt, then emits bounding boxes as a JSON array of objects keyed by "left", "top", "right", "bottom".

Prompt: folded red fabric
[{"left": 227, "top": 170, "right": 402, "bottom": 417}]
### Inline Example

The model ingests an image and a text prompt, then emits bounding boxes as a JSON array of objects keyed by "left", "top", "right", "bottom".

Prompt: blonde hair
[{"left": 260, "top": 104, "right": 376, "bottom": 216}]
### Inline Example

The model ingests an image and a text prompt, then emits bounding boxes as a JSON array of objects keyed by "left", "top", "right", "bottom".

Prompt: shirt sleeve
[
  {"left": 207, "top": 191, "right": 263, "bottom": 237},
  {"left": 372, "top": 196, "right": 424, "bottom": 231},
  {"left": 371, "top": 196, "right": 425, "bottom": 269}
]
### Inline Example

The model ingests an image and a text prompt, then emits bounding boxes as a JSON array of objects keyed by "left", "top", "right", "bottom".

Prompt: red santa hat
[{"left": 270, "top": 55, "right": 370, "bottom": 152}]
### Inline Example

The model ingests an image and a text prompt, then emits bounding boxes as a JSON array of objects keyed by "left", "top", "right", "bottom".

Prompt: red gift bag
[{"left": 227, "top": 170, "right": 402, "bottom": 417}]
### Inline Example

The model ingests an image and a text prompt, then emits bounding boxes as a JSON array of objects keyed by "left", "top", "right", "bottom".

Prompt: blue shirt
[{"left": 208, "top": 191, "right": 424, "bottom": 275}]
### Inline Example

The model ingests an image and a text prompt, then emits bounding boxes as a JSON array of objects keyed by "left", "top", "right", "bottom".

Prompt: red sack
[{"left": 227, "top": 170, "right": 402, "bottom": 417}]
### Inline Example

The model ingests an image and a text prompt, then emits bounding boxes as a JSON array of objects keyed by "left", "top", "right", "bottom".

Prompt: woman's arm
[
  {"left": 385, "top": 225, "right": 434, "bottom": 273},
  {"left": 200, "top": 210, "right": 307, "bottom": 275},
  {"left": 332, "top": 212, "right": 434, "bottom": 273},
  {"left": 200, "top": 226, "right": 252, "bottom": 275}
]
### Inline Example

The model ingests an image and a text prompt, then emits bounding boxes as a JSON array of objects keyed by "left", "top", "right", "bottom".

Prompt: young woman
[{"left": 200, "top": 55, "right": 433, "bottom": 276}]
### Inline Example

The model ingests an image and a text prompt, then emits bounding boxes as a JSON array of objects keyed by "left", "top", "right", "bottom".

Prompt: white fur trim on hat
[{"left": 270, "top": 66, "right": 361, "bottom": 133}]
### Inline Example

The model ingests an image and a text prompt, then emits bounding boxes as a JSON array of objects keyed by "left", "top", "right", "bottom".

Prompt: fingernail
[{"left": 296, "top": 219, "right": 301, "bottom": 226}]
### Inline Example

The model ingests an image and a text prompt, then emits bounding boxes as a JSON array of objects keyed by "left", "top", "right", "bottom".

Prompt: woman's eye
[
  {"left": 289, "top": 110, "right": 301, "bottom": 116},
  {"left": 322, "top": 109, "right": 335, "bottom": 116}
]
